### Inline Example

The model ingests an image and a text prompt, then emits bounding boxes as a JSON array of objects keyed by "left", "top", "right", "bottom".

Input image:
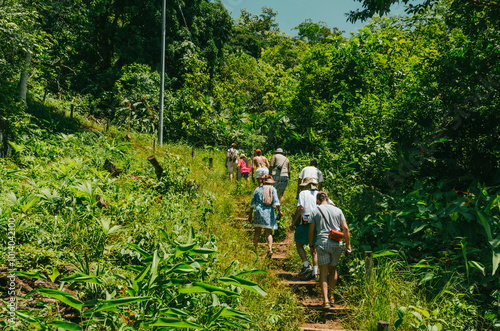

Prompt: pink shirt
[{"left": 239, "top": 159, "right": 252, "bottom": 173}]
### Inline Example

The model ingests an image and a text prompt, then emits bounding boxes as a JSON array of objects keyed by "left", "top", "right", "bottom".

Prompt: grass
[
  {"left": 0, "top": 108, "right": 306, "bottom": 330},
  {"left": 3, "top": 103, "right": 491, "bottom": 330}
]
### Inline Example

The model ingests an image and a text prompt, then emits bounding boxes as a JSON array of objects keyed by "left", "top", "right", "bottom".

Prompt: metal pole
[{"left": 159, "top": 0, "right": 166, "bottom": 147}]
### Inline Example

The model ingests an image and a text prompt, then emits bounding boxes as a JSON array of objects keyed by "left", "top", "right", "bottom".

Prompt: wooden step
[
  {"left": 285, "top": 280, "right": 317, "bottom": 286},
  {"left": 299, "top": 304, "right": 349, "bottom": 313},
  {"left": 299, "top": 297, "right": 350, "bottom": 314},
  {"left": 270, "top": 253, "right": 287, "bottom": 261},
  {"left": 258, "top": 242, "right": 288, "bottom": 246},
  {"left": 300, "top": 327, "right": 344, "bottom": 331},
  {"left": 299, "top": 321, "right": 345, "bottom": 331},
  {"left": 234, "top": 217, "right": 248, "bottom": 221},
  {"left": 300, "top": 328, "right": 342, "bottom": 331}
]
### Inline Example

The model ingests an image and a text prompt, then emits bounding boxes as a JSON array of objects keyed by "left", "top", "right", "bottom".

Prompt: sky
[{"left": 220, "top": 0, "right": 412, "bottom": 37}]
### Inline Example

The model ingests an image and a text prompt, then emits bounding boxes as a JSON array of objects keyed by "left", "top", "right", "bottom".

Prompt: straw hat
[
  {"left": 262, "top": 174, "right": 276, "bottom": 184},
  {"left": 299, "top": 177, "right": 318, "bottom": 190}
]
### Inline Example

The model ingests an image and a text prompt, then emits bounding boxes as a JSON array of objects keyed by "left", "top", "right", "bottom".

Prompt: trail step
[
  {"left": 270, "top": 254, "right": 287, "bottom": 261},
  {"left": 285, "top": 280, "right": 317, "bottom": 286},
  {"left": 299, "top": 322, "right": 345, "bottom": 331},
  {"left": 299, "top": 304, "right": 349, "bottom": 313},
  {"left": 237, "top": 201, "right": 347, "bottom": 331}
]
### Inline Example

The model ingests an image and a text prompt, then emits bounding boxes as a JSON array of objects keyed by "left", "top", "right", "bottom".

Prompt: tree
[
  {"left": 346, "top": 0, "right": 500, "bottom": 25},
  {"left": 0, "top": 1, "right": 45, "bottom": 108},
  {"left": 293, "top": 19, "right": 343, "bottom": 44},
  {"left": 346, "top": 0, "right": 434, "bottom": 23},
  {"left": 231, "top": 7, "right": 281, "bottom": 58}
]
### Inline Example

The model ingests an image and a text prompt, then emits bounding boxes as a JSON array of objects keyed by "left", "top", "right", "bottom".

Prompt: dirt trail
[{"left": 233, "top": 200, "right": 349, "bottom": 331}]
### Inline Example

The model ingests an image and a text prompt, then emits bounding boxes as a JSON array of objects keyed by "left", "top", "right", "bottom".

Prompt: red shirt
[{"left": 239, "top": 159, "right": 252, "bottom": 173}]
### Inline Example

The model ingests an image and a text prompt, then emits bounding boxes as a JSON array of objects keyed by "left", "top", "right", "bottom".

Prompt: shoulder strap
[
  {"left": 317, "top": 206, "right": 334, "bottom": 230},
  {"left": 276, "top": 156, "right": 287, "bottom": 169}
]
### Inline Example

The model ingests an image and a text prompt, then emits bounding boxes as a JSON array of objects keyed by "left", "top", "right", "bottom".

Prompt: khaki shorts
[{"left": 227, "top": 162, "right": 238, "bottom": 173}]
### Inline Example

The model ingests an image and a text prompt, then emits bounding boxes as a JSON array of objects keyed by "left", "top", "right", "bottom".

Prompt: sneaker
[
  {"left": 329, "top": 295, "right": 335, "bottom": 305},
  {"left": 322, "top": 302, "right": 331, "bottom": 309},
  {"left": 298, "top": 266, "right": 312, "bottom": 278},
  {"left": 313, "top": 273, "right": 319, "bottom": 281}
]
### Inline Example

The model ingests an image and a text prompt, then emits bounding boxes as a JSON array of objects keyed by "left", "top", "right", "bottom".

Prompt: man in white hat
[
  {"left": 225, "top": 143, "right": 239, "bottom": 181},
  {"left": 290, "top": 177, "right": 320, "bottom": 280},
  {"left": 269, "top": 148, "right": 290, "bottom": 204},
  {"left": 296, "top": 159, "right": 324, "bottom": 197}
]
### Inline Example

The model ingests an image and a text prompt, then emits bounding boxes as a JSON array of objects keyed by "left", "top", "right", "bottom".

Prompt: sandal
[
  {"left": 329, "top": 295, "right": 335, "bottom": 305},
  {"left": 322, "top": 302, "right": 331, "bottom": 309}
]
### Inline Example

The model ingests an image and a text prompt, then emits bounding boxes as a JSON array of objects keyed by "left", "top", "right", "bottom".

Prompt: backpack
[
  {"left": 229, "top": 149, "right": 237, "bottom": 163},
  {"left": 263, "top": 185, "right": 273, "bottom": 206}
]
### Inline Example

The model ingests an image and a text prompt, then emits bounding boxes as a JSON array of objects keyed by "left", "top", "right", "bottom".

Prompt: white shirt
[
  {"left": 297, "top": 190, "right": 319, "bottom": 219},
  {"left": 227, "top": 148, "right": 239, "bottom": 163},
  {"left": 299, "top": 166, "right": 324, "bottom": 183}
]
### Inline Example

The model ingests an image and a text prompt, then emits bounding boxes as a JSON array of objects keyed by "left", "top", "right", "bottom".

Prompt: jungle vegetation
[{"left": 1, "top": 0, "right": 499, "bottom": 329}]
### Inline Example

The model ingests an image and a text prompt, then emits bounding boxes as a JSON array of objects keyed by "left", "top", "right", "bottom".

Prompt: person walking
[
  {"left": 225, "top": 143, "right": 239, "bottom": 181},
  {"left": 238, "top": 154, "right": 252, "bottom": 182},
  {"left": 252, "top": 149, "right": 270, "bottom": 185},
  {"left": 308, "top": 191, "right": 351, "bottom": 309},
  {"left": 297, "top": 159, "right": 324, "bottom": 197},
  {"left": 248, "top": 174, "right": 283, "bottom": 256},
  {"left": 269, "top": 148, "right": 290, "bottom": 204},
  {"left": 290, "top": 177, "right": 319, "bottom": 280}
]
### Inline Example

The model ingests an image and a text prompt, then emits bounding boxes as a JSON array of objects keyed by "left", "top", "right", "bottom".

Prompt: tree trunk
[{"left": 18, "top": 49, "right": 32, "bottom": 108}]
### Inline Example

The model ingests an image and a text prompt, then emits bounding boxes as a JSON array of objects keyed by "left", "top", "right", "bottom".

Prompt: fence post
[
  {"left": 153, "top": 139, "right": 156, "bottom": 152},
  {"left": 147, "top": 155, "right": 164, "bottom": 179},
  {"left": 377, "top": 321, "right": 390, "bottom": 331},
  {"left": 106, "top": 118, "right": 110, "bottom": 132},
  {"left": 70, "top": 103, "right": 74, "bottom": 119},
  {"left": 209, "top": 157, "right": 213, "bottom": 169},
  {"left": 365, "top": 251, "right": 373, "bottom": 284},
  {"left": 192, "top": 146, "right": 195, "bottom": 158}
]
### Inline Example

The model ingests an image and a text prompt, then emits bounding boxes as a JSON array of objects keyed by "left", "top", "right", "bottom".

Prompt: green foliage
[
  {"left": 114, "top": 64, "right": 161, "bottom": 133},
  {"left": 2, "top": 0, "right": 500, "bottom": 329},
  {"left": 293, "top": 19, "right": 343, "bottom": 44},
  {"left": 231, "top": 7, "right": 281, "bottom": 58},
  {"left": 15, "top": 231, "right": 265, "bottom": 329}
]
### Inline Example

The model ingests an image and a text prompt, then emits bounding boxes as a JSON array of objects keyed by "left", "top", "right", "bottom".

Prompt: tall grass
[
  {"left": 340, "top": 255, "right": 487, "bottom": 330},
  {"left": 0, "top": 109, "right": 305, "bottom": 329}
]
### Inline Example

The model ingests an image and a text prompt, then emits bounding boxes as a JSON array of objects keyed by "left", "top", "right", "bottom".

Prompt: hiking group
[{"left": 226, "top": 143, "right": 352, "bottom": 309}]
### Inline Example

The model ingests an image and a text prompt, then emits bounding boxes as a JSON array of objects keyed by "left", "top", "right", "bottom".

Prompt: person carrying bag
[
  {"left": 308, "top": 191, "right": 351, "bottom": 309},
  {"left": 317, "top": 207, "right": 344, "bottom": 242}
]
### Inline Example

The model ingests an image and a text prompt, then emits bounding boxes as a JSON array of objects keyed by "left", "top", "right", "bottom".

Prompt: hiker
[
  {"left": 297, "top": 159, "right": 324, "bottom": 197},
  {"left": 269, "top": 148, "right": 290, "bottom": 203},
  {"left": 308, "top": 191, "right": 351, "bottom": 309},
  {"left": 290, "top": 177, "right": 319, "bottom": 280},
  {"left": 248, "top": 174, "right": 283, "bottom": 256},
  {"left": 252, "top": 149, "right": 270, "bottom": 185},
  {"left": 225, "top": 143, "right": 239, "bottom": 181},
  {"left": 238, "top": 154, "right": 252, "bottom": 182}
]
